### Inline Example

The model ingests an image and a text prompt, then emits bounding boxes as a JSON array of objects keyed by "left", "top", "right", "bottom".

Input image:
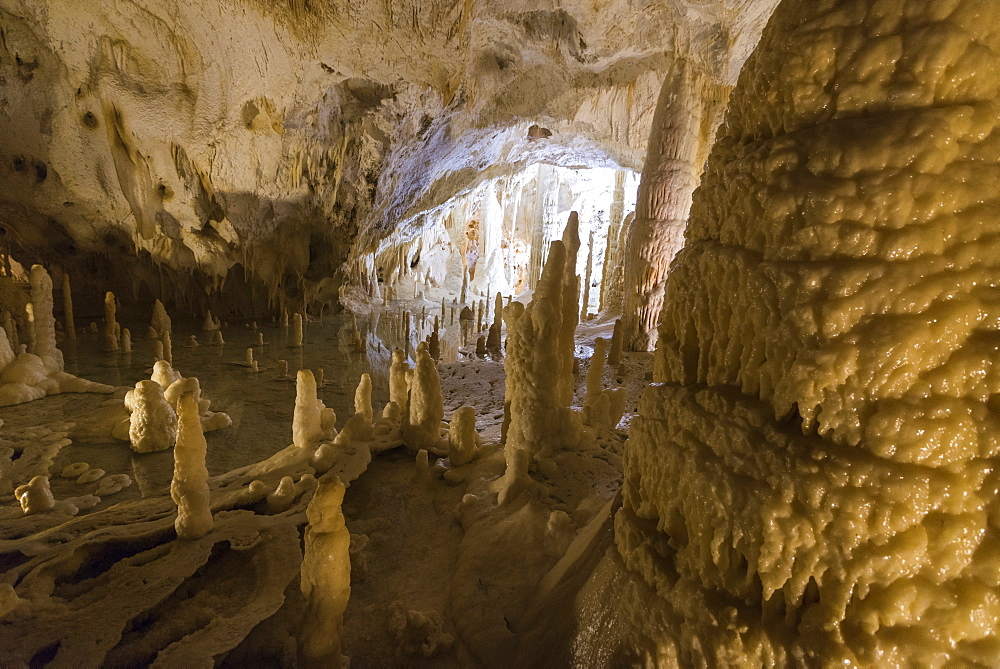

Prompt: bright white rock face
[{"left": 620, "top": 0, "right": 1000, "bottom": 665}]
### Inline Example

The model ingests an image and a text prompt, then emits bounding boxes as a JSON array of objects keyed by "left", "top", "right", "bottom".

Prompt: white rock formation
[
  {"left": 14, "top": 475, "right": 55, "bottom": 515},
  {"left": 170, "top": 380, "right": 213, "bottom": 540},
  {"left": 151, "top": 299, "right": 171, "bottom": 336},
  {"left": 294, "top": 369, "right": 325, "bottom": 449},
  {"left": 447, "top": 406, "right": 479, "bottom": 467},
  {"left": 401, "top": 343, "right": 444, "bottom": 454},
  {"left": 354, "top": 373, "right": 373, "bottom": 425},
  {"left": 103, "top": 292, "right": 120, "bottom": 352},
  {"left": 299, "top": 476, "right": 351, "bottom": 668},
  {"left": 0, "top": 267, "right": 111, "bottom": 406},
  {"left": 202, "top": 310, "right": 220, "bottom": 331},
  {"left": 495, "top": 214, "right": 582, "bottom": 503},
  {"left": 124, "top": 379, "right": 178, "bottom": 454}
]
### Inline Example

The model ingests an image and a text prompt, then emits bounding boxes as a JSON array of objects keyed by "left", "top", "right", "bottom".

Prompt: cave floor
[{"left": 0, "top": 299, "right": 654, "bottom": 665}]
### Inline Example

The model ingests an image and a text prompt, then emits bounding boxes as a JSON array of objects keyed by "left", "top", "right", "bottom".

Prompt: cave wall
[{"left": 0, "top": 0, "right": 777, "bottom": 313}]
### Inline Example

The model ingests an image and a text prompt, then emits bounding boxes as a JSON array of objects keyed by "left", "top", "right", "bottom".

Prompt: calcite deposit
[
  {"left": 618, "top": 0, "right": 1000, "bottom": 664},
  {"left": 0, "top": 0, "right": 990, "bottom": 666}
]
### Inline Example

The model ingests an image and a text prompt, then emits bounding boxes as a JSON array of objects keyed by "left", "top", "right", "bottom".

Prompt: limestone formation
[
  {"left": 294, "top": 370, "right": 325, "bottom": 449},
  {"left": 299, "top": 476, "right": 351, "bottom": 667},
  {"left": 448, "top": 406, "right": 479, "bottom": 466},
  {"left": 621, "top": 58, "right": 732, "bottom": 351},
  {"left": 124, "top": 380, "right": 178, "bottom": 454},
  {"left": 103, "top": 292, "right": 120, "bottom": 352},
  {"left": 619, "top": 0, "right": 1000, "bottom": 663},
  {"left": 402, "top": 343, "right": 444, "bottom": 454},
  {"left": 495, "top": 214, "right": 581, "bottom": 503},
  {"left": 61, "top": 273, "right": 75, "bottom": 340},
  {"left": 171, "top": 381, "right": 213, "bottom": 540},
  {"left": 151, "top": 299, "right": 172, "bottom": 336}
]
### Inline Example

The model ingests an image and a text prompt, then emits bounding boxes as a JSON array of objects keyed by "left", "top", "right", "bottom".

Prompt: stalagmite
[
  {"left": 246, "top": 348, "right": 255, "bottom": 367},
  {"left": 124, "top": 380, "right": 178, "bottom": 454},
  {"left": 153, "top": 340, "right": 164, "bottom": 361},
  {"left": 475, "top": 336, "right": 486, "bottom": 358},
  {"left": 618, "top": 1, "right": 1000, "bottom": 664},
  {"left": 459, "top": 306, "right": 473, "bottom": 346},
  {"left": 211, "top": 330, "right": 224, "bottom": 346},
  {"left": 485, "top": 292, "right": 503, "bottom": 356},
  {"left": 580, "top": 231, "right": 594, "bottom": 320},
  {"left": 170, "top": 380, "right": 213, "bottom": 540},
  {"left": 14, "top": 475, "right": 55, "bottom": 515},
  {"left": 476, "top": 300, "right": 484, "bottom": 333},
  {"left": 257, "top": 332, "right": 265, "bottom": 346},
  {"left": 61, "top": 273, "right": 75, "bottom": 340},
  {"left": 354, "top": 373, "right": 373, "bottom": 424},
  {"left": 25, "top": 304, "right": 36, "bottom": 354},
  {"left": 121, "top": 328, "right": 132, "bottom": 353},
  {"left": 460, "top": 268, "right": 468, "bottom": 304},
  {"left": 402, "top": 343, "right": 443, "bottom": 453},
  {"left": 160, "top": 329, "right": 172, "bottom": 364},
  {"left": 441, "top": 297, "right": 445, "bottom": 318},
  {"left": 428, "top": 316, "right": 440, "bottom": 360},
  {"left": 448, "top": 406, "right": 479, "bottom": 466},
  {"left": 299, "top": 475, "right": 351, "bottom": 668},
  {"left": 277, "top": 360, "right": 289, "bottom": 379},
  {"left": 388, "top": 349, "right": 409, "bottom": 420},
  {"left": 29, "top": 266, "right": 60, "bottom": 371},
  {"left": 620, "top": 57, "right": 731, "bottom": 351},
  {"left": 183, "top": 335, "right": 199, "bottom": 348},
  {"left": 599, "top": 171, "right": 628, "bottom": 313},
  {"left": 294, "top": 369, "right": 324, "bottom": 449},
  {"left": 584, "top": 338, "right": 606, "bottom": 408},
  {"left": 152, "top": 360, "right": 182, "bottom": 390},
  {"left": 495, "top": 214, "right": 581, "bottom": 503},
  {"left": 103, "top": 292, "right": 120, "bottom": 352},
  {"left": 607, "top": 318, "right": 623, "bottom": 367},
  {"left": 151, "top": 299, "right": 171, "bottom": 336},
  {"left": 291, "top": 313, "right": 304, "bottom": 347},
  {"left": 202, "top": 309, "right": 220, "bottom": 331}
]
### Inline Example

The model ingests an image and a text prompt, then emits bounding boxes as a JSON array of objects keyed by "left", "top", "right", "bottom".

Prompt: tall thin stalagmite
[{"left": 61, "top": 273, "right": 75, "bottom": 340}]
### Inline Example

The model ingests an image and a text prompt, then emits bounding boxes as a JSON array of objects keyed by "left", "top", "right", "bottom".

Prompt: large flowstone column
[{"left": 617, "top": 0, "right": 1000, "bottom": 664}]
